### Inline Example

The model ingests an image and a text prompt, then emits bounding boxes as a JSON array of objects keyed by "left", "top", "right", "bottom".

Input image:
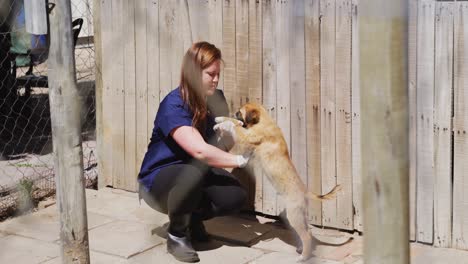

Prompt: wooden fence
[
  {"left": 96, "top": 0, "right": 468, "bottom": 249},
  {"left": 414, "top": 0, "right": 468, "bottom": 249}
]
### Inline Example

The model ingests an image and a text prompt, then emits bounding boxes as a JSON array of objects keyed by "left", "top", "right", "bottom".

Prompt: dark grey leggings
[{"left": 139, "top": 163, "right": 247, "bottom": 236}]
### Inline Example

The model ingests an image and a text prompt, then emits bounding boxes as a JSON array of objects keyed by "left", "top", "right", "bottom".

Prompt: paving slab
[
  {"left": 248, "top": 251, "right": 343, "bottom": 264},
  {"left": 341, "top": 255, "right": 363, "bottom": 264},
  {"left": 204, "top": 215, "right": 275, "bottom": 246},
  {"left": 86, "top": 188, "right": 169, "bottom": 225},
  {"left": 411, "top": 243, "right": 468, "bottom": 264},
  {"left": 309, "top": 225, "right": 354, "bottom": 245},
  {"left": 88, "top": 220, "right": 164, "bottom": 258},
  {"left": 0, "top": 206, "right": 60, "bottom": 242},
  {"left": 242, "top": 214, "right": 354, "bottom": 251},
  {"left": 128, "top": 240, "right": 265, "bottom": 264},
  {"left": 100, "top": 187, "right": 139, "bottom": 199},
  {"left": 251, "top": 227, "right": 300, "bottom": 254},
  {"left": 42, "top": 250, "right": 128, "bottom": 264},
  {"left": 314, "top": 235, "right": 362, "bottom": 262},
  {"left": 196, "top": 242, "right": 265, "bottom": 264},
  {"left": 0, "top": 235, "right": 59, "bottom": 263},
  {"left": 0, "top": 204, "right": 115, "bottom": 242},
  {"left": 251, "top": 223, "right": 359, "bottom": 262}
]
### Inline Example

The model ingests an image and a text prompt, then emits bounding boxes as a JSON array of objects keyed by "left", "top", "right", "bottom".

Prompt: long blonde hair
[{"left": 179, "top": 41, "right": 222, "bottom": 133}]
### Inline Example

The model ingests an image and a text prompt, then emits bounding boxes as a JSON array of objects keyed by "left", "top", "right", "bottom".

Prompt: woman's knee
[
  {"left": 141, "top": 164, "right": 206, "bottom": 214},
  {"left": 167, "top": 167, "right": 207, "bottom": 214},
  {"left": 177, "top": 163, "right": 205, "bottom": 181},
  {"left": 139, "top": 184, "right": 168, "bottom": 214},
  {"left": 177, "top": 169, "right": 206, "bottom": 195}
]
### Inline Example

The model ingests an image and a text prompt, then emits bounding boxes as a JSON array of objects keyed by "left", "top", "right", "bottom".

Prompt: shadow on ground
[{"left": 151, "top": 212, "right": 352, "bottom": 256}]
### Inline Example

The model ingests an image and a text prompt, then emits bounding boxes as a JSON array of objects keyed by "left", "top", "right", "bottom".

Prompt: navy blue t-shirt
[{"left": 138, "top": 87, "right": 229, "bottom": 192}]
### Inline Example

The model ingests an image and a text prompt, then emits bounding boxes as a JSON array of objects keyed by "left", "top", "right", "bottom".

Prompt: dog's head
[{"left": 234, "top": 103, "right": 261, "bottom": 128}]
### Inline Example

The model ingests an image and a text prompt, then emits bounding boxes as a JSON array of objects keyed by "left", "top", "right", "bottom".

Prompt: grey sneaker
[{"left": 166, "top": 233, "right": 200, "bottom": 263}]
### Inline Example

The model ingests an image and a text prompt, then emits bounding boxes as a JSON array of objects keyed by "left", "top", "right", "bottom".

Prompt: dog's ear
[{"left": 245, "top": 109, "right": 260, "bottom": 126}]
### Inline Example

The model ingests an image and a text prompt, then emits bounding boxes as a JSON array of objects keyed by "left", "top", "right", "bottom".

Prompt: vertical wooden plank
[
  {"left": 275, "top": 0, "right": 291, "bottom": 214},
  {"left": 236, "top": 0, "right": 249, "bottom": 108},
  {"left": 94, "top": 0, "right": 104, "bottom": 189},
  {"left": 209, "top": 0, "right": 224, "bottom": 89},
  {"left": 248, "top": 0, "right": 263, "bottom": 210},
  {"left": 187, "top": 0, "right": 202, "bottom": 42},
  {"left": 180, "top": 0, "right": 193, "bottom": 51},
  {"left": 209, "top": 0, "right": 224, "bottom": 48},
  {"left": 290, "top": 0, "right": 307, "bottom": 190},
  {"left": 174, "top": 0, "right": 185, "bottom": 89},
  {"left": 122, "top": 0, "right": 137, "bottom": 191},
  {"left": 159, "top": 0, "right": 172, "bottom": 98},
  {"left": 416, "top": 0, "right": 435, "bottom": 244},
  {"left": 453, "top": 1, "right": 468, "bottom": 251},
  {"left": 231, "top": 0, "right": 252, "bottom": 207},
  {"left": 351, "top": 0, "right": 362, "bottom": 232},
  {"left": 147, "top": 0, "right": 160, "bottom": 142},
  {"left": 434, "top": 1, "right": 453, "bottom": 248},
  {"left": 111, "top": 0, "right": 125, "bottom": 188},
  {"left": 248, "top": 0, "right": 262, "bottom": 104},
  {"left": 335, "top": 0, "right": 353, "bottom": 230},
  {"left": 99, "top": 0, "right": 113, "bottom": 187},
  {"left": 261, "top": 0, "right": 277, "bottom": 215},
  {"left": 320, "top": 0, "right": 337, "bottom": 227},
  {"left": 360, "top": 0, "right": 410, "bottom": 261},
  {"left": 135, "top": 0, "right": 149, "bottom": 191},
  {"left": 187, "top": 0, "right": 210, "bottom": 43},
  {"left": 223, "top": 0, "right": 236, "bottom": 112},
  {"left": 180, "top": 0, "right": 191, "bottom": 52},
  {"left": 305, "top": 0, "right": 322, "bottom": 226},
  {"left": 48, "top": 0, "right": 90, "bottom": 260},
  {"left": 159, "top": 0, "right": 179, "bottom": 99},
  {"left": 408, "top": 0, "right": 418, "bottom": 241}
]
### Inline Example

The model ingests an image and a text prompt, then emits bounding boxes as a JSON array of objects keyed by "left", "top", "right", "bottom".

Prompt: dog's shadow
[{"left": 151, "top": 212, "right": 353, "bottom": 253}]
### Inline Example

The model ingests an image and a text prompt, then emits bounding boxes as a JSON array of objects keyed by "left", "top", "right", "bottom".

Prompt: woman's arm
[{"left": 170, "top": 125, "right": 245, "bottom": 168}]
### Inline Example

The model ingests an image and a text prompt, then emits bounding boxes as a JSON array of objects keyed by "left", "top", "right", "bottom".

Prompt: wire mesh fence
[{"left": 0, "top": 0, "right": 96, "bottom": 220}]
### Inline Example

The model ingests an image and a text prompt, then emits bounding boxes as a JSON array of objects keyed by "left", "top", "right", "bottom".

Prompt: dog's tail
[{"left": 307, "top": 185, "right": 342, "bottom": 201}]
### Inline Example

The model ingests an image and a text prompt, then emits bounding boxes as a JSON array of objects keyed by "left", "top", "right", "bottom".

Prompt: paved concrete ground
[{"left": 0, "top": 187, "right": 467, "bottom": 264}]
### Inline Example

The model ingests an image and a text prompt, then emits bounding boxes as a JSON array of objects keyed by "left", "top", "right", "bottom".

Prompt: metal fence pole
[
  {"left": 359, "top": 0, "right": 410, "bottom": 263},
  {"left": 47, "top": 0, "right": 90, "bottom": 263}
]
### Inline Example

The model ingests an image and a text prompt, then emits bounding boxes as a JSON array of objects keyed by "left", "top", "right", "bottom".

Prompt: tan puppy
[{"left": 215, "top": 102, "right": 341, "bottom": 262}]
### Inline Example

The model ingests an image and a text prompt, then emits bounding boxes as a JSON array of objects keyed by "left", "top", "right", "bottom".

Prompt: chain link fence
[{"left": 0, "top": 0, "right": 96, "bottom": 220}]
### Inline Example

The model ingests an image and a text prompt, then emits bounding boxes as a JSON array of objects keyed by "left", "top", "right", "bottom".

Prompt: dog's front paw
[
  {"left": 215, "top": 116, "right": 243, "bottom": 126},
  {"left": 215, "top": 116, "right": 228, "bottom": 123}
]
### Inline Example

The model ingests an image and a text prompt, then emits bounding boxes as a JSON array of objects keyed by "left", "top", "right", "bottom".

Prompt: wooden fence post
[
  {"left": 47, "top": 0, "right": 90, "bottom": 263},
  {"left": 359, "top": 0, "right": 410, "bottom": 263},
  {"left": 93, "top": 0, "right": 104, "bottom": 189}
]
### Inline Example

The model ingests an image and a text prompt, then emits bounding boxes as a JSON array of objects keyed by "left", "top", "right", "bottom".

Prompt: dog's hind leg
[{"left": 286, "top": 204, "right": 314, "bottom": 262}]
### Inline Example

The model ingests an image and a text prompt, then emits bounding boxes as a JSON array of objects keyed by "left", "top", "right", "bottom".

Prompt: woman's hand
[
  {"left": 235, "top": 150, "right": 253, "bottom": 168},
  {"left": 170, "top": 125, "right": 246, "bottom": 168},
  {"left": 213, "top": 118, "right": 243, "bottom": 149},
  {"left": 213, "top": 118, "right": 254, "bottom": 168}
]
